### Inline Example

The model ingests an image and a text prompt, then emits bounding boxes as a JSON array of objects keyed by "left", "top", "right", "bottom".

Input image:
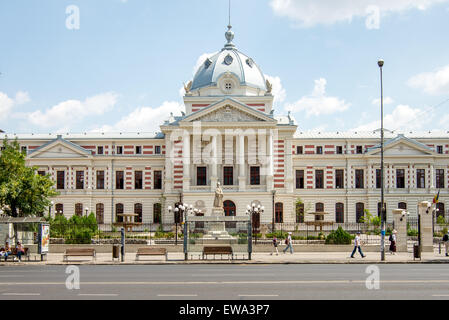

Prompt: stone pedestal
[
  {"left": 418, "top": 201, "right": 434, "bottom": 252},
  {"left": 202, "top": 207, "right": 235, "bottom": 240},
  {"left": 393, "top": 209, "right": 407, "bottom": 252}
]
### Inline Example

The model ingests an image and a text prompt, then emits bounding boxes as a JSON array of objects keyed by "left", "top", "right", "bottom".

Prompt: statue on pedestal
[{"left": 213, "top": 181, "right": 224, "bottom": 209}]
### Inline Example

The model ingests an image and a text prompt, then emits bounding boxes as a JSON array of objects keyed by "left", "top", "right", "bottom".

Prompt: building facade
[{"left": 1, "top": 26, "right": 448, "bottom": 225}]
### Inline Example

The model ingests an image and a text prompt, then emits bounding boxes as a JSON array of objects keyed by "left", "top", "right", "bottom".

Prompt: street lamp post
[
  {"left": 246, "top": 203, "right": 265, "bottom": 245},
  {"left": 378, "top": 59, "right": 386, "bottom": 262},
  {"left": 85, "top": 207, "right": 89, "bottom": 218},
  {"left": 272, "top": 190, "right": 276, "bottom": 233}
]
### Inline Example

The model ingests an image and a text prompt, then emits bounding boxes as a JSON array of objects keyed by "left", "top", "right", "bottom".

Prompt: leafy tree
[{"left": 0, "top": 139, "right": 58, "bottom": 217}]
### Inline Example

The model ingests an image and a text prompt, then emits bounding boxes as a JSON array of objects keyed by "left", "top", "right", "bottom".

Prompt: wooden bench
[
  {"left": 63, "top": 248, "right": 96, "bottom": 262},
  {"left": 202, "top": 246, "right": 233, "bottom": 260},
  {"left": 135, "top": 247, "right": 168, "bottom": 261},
  {"left": 2, "top": 248, "right": 30, "bottom": 262}
]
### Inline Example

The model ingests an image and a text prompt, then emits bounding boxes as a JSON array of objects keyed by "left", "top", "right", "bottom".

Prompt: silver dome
[{"left": 191, "top": 29, "right": 267, "bottom": 92}]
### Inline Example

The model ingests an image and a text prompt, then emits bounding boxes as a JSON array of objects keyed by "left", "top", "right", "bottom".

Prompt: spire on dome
[{"left": 224, "top": 0, "right": 235, "bottom": 49}]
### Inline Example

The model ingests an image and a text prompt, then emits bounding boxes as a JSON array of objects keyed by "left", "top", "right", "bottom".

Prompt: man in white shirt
[
  {"left": 350, "top": 232, "right": 366, "bottom": 258},
  {"left": 283, "top": 232, "right": 293, "bottom": 254}
]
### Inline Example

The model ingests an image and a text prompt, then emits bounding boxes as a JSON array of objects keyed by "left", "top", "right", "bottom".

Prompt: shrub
[
  {"left": 408, "top": 229, "right": 418, "bottom": 237},
  {"left": 325, "top": 227, "right": 353, "bottom": 245}
]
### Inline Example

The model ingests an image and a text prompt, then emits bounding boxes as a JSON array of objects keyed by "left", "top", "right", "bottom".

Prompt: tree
[{"left": 0, "top": 139, "right": 58, "bottom": 217}]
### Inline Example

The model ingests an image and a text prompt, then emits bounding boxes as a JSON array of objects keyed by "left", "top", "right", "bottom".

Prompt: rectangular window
[
  {"left": 135, "top": 171, "right": 143, "bottom": 189},
  {"left": 21, "top": 146, "right": 27, "bottom": 154},
  {"left": 296, "top": 170, "right": 304, "bottom": 189},
  {"left": 155, "top": 146, "right": 161, "bottom": 155},
  {"left": 223, "top": 167, "right": 233, "bottom": 186},
  {"left": 336, "top": 146, "right": 343, "bottom": 154},
  {"left": 136, "top": 146, "right": 142, "bottom": 155},
  {"left": 296, "top": 146, "right": 303, "bottom": 155},
  {"left": 97, "top": 146, "right": 104, "bottom": 155},
  {"left": 356, "top": 146, "right": 363, "bottom": 154},
  {"left": 417, "top": 169, "right": 425, "bottom": 189},
  {"left": 197, "top": 167, "right": 207, "bottom": 186},
  {"left": 355, "top": 169, "right": 364, "bottom": 189},
  {"left": 96, "top": 171, "right": 105, "bottom": 190},
  {"left": 316, "top": 146, "right": 323, "bottom": 155},
  {"left": 116, "top": 146, "right": 123, "bottom": 155},
  {"left": 315, "top": 170, "right": 324, "bottom": 189},
  {"left": 57, "top": 171, "right": 65, "bottom": 190},
  {"left": 335, "top": 169, "right": 344, "bottom": 189},
  {"left": 116, "top": 171, "right": 124, "bottom": 190},
  {"left": 436, "top": 169, "right": 445, "bottom": 188},
  {"left": 396, "top": 169, "right": 405, "bottom": 189},
  {"left": 250, "top": 167, "right": 260, "bottom": 185},
  {"left": 376, "top": 169, "right": 382, "bottom": 189},
  {"left": 437, "top": 146, "right": 443, "bottom": 154},
  {"left": 154, "top": 171, "right": 162, "bottom": 189},
  {"left": 76, "top": 171, "right": 84, "bottom": 189},
  {"left": 37, "top": 171, "right": 46, "bottom": 176}
]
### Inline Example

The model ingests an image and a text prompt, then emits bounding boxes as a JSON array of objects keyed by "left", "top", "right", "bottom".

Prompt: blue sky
[{"left": 1, "top": 0, "right": 449, "bottom": 134}]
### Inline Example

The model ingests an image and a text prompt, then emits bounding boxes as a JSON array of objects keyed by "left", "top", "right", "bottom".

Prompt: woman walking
[{"left": 389, "top": 230, "right": 397, "bottom": 255}]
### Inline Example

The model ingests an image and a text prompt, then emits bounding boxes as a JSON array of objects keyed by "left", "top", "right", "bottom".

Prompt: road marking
[
  {"left": 2, "top": 293, "right": 41, "bottom": 296},
  {"left": 1, "top": 280, "right": 449, "bottom": 286},
  {"left": 239, "top": 294, "right": 279, "bottom": 297},
  {"left": 157, "top": 294, "right": 198, "bottom": 297},
  {"left": 78, "top": 294, "right": 119, "bottom": 297}
]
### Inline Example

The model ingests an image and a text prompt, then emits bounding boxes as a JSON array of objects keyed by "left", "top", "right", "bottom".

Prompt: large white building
[{"left": 2, "top": 25, "right": 448, "bottom": 226}]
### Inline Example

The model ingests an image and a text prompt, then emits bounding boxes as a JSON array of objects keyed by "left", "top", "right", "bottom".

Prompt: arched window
[
  {"left": 275, "top": 203, "right": 283, "bottom": 223},
  {"left": 116, "top": 203, "right": 124, "bottom": 223},
  {"left": 55, "top": 203, "right": 64, "bottom": 216},
  {"left": 134, "top": 203, "right": 143, "bottom": 223},
  {"left": 153, "top": 203, "right": 162, "bottom": 224},
  {"left": 315, "top": 203, "right": 324, "bottom": 221},
  {"left": 224, "top": 200, "right": 237, "bottom": 229},
  {"left": 296, "top": 202, "right": 304, "bottom": 223},
  {"left": 437, "top": 203, "right": 445, "bottom": 219},
  {"left": 336, "top": 203, "right": 344, "bottom": 223},
  {"left": 96, "top": 203, "right": 104, "bottom": 224},
  {"left": 398, "top": 202, "right": 407, "bottom": 210},
  {"left": 75, "top": 203, "right": 83, "bottom": 217},
  {"left": 356, "top": 203, "right": 365, "bottom": 223}
]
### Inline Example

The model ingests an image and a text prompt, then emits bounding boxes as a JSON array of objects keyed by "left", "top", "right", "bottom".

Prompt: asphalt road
[{"left": 0, "top": 264, "right": 449, "bottom": 300}]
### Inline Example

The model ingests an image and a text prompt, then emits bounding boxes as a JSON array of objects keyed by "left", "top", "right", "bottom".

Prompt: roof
[
  {"left": 293, "top": 130, "right": 449, "bottom": 140},
  {"left": 0, "top": 132, "right": 165, "bottom": 141},
  {"left": 191, "top": 27, "right": 267, "bottom": 92}
]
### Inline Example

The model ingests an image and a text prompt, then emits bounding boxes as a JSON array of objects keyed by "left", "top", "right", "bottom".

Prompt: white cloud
[
  {"left": 25, "top": 92, "right": 118, "bottom": 129},
  {"left": 352, "top": 104, "right": 432, "bottom": 131},
  {"left": 264, "top": 74, "right": 287, "bottom": 105},
  {"left": 372, "top": 96, "right": 394, "bottom": 106},
  {"left": 15, "top": 91, "right": 30, "bottom": 105},
  {"left": 407, "top": 64, "right": 449, "bottom": 95},
  {"left": 285, "top": 78, "right": 350, "bottom": 117},
  {"left": 270, "top": 0, "right": 448, "bottom": 28},
  {"left": 93, "top": 101, "right": 183, "bottom": 133},
  {"left": 0, "top": 92, "right": 15, "bottom": 121}
]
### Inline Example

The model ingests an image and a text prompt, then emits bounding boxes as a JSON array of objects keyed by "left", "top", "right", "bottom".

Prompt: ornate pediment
[{"left": 197, "top": 105, "right": 262, "bottom": 122}]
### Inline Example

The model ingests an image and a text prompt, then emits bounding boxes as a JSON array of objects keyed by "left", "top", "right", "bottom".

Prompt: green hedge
[{"left": 325, "top": 227, "right": 353, "bottom": 245}]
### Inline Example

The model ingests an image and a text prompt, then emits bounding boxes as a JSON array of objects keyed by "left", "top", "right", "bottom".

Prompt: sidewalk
[{"left": 2, "top": 250, "right": 448, "bottom": 266}]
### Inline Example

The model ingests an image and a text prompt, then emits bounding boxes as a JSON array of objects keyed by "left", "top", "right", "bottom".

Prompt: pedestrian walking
[
  {"left": 283, "top": 232, "right": 293, "bottom": 254},
  {"left": 443, "top": 230, "right": 449, "bottom": 257},
  {"left": 270, "top": 235, "right": 279, "bottom": 256},
  {"left": 389, "top": 230, "right": 397, "bottom": 255},
  {"left": 350, "top": 232, "right": 366, "bottom": 258}
]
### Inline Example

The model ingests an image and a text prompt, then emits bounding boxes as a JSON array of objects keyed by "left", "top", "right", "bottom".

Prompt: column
[
  {"left": 183, "top": 133, "right": 191, "bottom": 191},
  {"left": 238, "top": 134, "right": 246, "bottom": 191},
  {"left": 165, "top": 138, "right": 173, "bottom": 193},
  {"left": 211, "top": 134, "right": 218, "bottom": 190},
  {"left": 393, "top": 209, "right": 407, "bottom": 252},
  {"left": 418, "top": 201, "right": 434, "bottom": 252},
  {"left": 430, "top": 164, "right": 435, "bottom": 189},
  {"left": 266, "top": 131, "right": 274, "bottom": 191}
]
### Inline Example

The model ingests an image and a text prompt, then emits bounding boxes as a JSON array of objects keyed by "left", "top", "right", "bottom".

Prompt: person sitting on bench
[
  {"left": 4, "top": 242, "right": 12, "bottom": 261},
  {"left": 16, "top": 242, "right": 25, "bottom": 262}
]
